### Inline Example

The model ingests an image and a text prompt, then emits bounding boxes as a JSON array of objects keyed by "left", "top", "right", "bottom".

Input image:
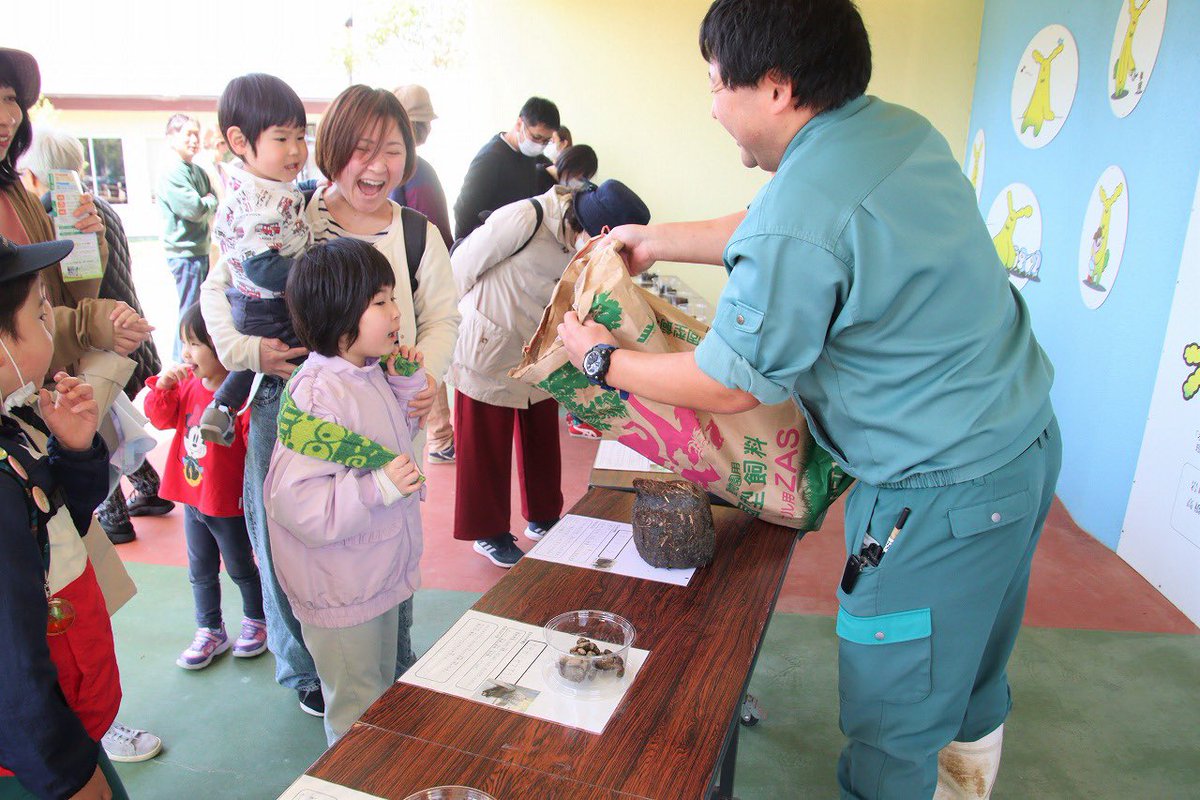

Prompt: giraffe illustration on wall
[
  {"left": 969, "top": 140, "right": 984, "bottom": 191},
  {"left": 1020, "top": 39, "right": 1065, "bottom": 137},
  {"left": 1113, "top": 0, "right": 1152, "bottom": 100},
  {"left": 993, "top": 190, "right": 1034, "bottom": 277},
  {"left": 1083, "top": 182, "right": 1126, "bottom": 291}
]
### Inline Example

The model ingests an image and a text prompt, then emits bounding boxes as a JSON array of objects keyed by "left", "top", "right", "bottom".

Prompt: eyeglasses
[{"left": 523, "top": 121, "right": 552, "bottom": 145}]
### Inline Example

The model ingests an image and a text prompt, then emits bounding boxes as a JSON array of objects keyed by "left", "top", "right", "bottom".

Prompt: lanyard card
[{"left": 47, "top": 170, "right": 103, "bottom": 282}]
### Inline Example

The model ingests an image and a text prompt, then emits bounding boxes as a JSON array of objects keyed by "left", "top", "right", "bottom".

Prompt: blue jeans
[
  {"left": 244, "top": 376, "right": 320, "bottom": 693},
  {"left": 184, "top": 505, "right": 263, "bottom": 629},
  {"left": 168, "top": 255, "right": 208, "bottom": 360}
]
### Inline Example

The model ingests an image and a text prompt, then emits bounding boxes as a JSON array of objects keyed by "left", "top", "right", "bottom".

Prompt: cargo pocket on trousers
[{"left": 837, "top": 607, "right": 932, "bottom": 704}]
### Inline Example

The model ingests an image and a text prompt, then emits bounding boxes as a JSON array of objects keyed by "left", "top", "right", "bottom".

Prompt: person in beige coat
[{"left": 449, "top": 180, "right": 649, "bottom": 567}]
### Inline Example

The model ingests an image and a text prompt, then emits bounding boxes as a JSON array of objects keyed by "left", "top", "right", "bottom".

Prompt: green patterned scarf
[{"left": 276, "top": 356, "right": 425, "bottom": 480}]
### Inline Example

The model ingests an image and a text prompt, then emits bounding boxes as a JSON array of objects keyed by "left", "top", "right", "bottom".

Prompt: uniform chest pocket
[{"left": 836, "top": 607, "right": 932, "bottom": 705}]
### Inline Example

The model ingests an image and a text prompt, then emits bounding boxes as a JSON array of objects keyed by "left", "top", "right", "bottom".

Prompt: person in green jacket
[{"left": 157, "top": 113, "right": 216, "bottom": 359}]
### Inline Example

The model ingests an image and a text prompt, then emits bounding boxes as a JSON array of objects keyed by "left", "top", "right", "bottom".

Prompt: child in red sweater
[{"left": 144, "top": 304, "right": 266, "bottom": 669}]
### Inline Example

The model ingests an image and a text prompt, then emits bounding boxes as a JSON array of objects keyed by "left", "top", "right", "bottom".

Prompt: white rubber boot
[{"left": 933, "top": 723, "right": 1004, "bottom": 799}]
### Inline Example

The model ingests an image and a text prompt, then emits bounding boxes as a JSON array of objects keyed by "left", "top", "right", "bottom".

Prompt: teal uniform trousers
[{"left": 835, "top": 419, "right": 1060, "bottom": 798}]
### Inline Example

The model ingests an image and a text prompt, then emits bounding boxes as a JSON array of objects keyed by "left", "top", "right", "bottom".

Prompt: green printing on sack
[
  {"left": 590, "top": 292, "right": 623, "bottom": 330},
  {"left": 801, "top": 444, "right": 854, "bottom": 529},
  {"left": 537, "top": 362, "right": 629, "bottom": 432}
]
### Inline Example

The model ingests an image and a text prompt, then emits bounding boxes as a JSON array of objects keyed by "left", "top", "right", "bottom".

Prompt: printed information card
[
  {"left": 525, "top": 514, "right": 696, "bottom": 586},
  {"left": 399, "top": 610, "right": 648, "bottom": 735}
]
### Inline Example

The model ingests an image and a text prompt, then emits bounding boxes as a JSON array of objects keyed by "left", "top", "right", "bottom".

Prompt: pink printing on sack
[{"left": 617, "top": 396, "right": 721, "bottom": 488}]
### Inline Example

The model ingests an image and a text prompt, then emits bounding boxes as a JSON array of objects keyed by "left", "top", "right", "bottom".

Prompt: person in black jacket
[
  {"left": 452, "top": 96, "right": 559, "bottom": 241},
  {"left": 0, "top": 233, "right": 128, "bottom": 799}
]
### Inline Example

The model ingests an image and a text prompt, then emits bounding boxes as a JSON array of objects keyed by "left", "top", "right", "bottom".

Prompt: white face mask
[
  {"left": 563, "top": 177, "right": 586, "bottom": 190},
  {"left": 0, "top": 337, "right": 37, "bottom": 412},
  {"left": 544, "top": 143, "right": 560, "bottom": 162},
  {"left": 518, "top": 124, "right": 547, "bottom": 157}
]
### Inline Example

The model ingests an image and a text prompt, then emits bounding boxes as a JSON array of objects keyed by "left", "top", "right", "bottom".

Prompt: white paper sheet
[
  {"left": 593, "top": 440, "right": 671, "bottom": 473},
  {"left": 277, "top": 775, "right": 387, "bottom": 800},
  {"left": 525, "top": 514, "right": 695, "bottom": 586},
  {"left": 399, "top": 610, "right": 649, "bottom": 735}
]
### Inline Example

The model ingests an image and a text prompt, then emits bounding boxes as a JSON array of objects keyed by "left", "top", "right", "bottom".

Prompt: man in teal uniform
[{"left": 557, "top": 1, "right": 1060, "bottom": 797}]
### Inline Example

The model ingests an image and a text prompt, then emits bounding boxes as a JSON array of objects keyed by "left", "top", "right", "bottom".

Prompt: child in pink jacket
[{"left": 263, "top": 238, "right": 425, "bottom": 744}]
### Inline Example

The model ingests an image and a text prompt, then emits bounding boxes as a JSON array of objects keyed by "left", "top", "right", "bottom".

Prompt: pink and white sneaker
[
  {"left": 176, "top": 626, "right": 230, "bottom": 670},
  {"left": 232, "top": 618, "right": 268, "bottom": 658}
]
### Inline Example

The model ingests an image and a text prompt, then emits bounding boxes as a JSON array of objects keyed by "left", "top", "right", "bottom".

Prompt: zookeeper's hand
[
  {"left": 557, "top": 310, "right": 618, "bottom": 370},
  {"left": 408, "top": 372, "right": 437, "bottom": 426},
  {"left": 603, "top": 224, "right": 656, "bottom": 275},
  {"left": 40, "top": 373, "right": 99, "bottom": 452},
  {"left": 259, "top": 338, "right": 308, "bottom": 379},
  {"left": 383, "top": 454, "right": 423, "bottom": 496},
  {"left": 109, "top": 303, "right": 154, "bottom": 356},
  {"left": 72, "top": 193, "right": 105, "bottom": 237}
]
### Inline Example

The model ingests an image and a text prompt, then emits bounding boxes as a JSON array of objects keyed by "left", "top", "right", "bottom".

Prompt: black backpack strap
[
  {"left": 399, "top": 206, "right": 427, "bottom": 297},
  {"left": 512, "top": 198, "right": 544, "bottom": 258}
]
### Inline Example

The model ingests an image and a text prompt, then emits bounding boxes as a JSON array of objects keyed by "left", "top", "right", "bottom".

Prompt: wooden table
[{"left": 309, "top": 488, "right": 799, "bottom": 799}]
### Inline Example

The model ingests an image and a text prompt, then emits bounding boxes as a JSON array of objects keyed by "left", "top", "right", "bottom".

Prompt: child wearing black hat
[{"left": 0, "top": 235, "right": 129, "bottom": 799}]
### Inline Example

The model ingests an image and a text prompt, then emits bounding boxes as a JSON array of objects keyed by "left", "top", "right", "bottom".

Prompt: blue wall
[{"left": 966, "top": 0, "right": 1200, "bottom": 548}]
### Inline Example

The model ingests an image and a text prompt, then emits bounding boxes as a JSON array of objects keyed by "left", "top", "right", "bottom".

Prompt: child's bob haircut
[
  {"left": 286, "top": 238, "right": 396, "bottom": 358},
  {"left": 179, "top": 302, "right": 215, "bottom": 352},
  {"left": 217, "top": 73, "right": 307, "bottom": 155},
  {"left": 315, "top": 85, "right": 416, "bottom": 185}
]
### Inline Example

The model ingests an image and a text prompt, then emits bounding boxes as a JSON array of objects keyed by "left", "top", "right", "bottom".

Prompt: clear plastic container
[
  {"left": 543, "top": 610, "right": 636, "bottom": 697},
  {"left": 402, "top": 788, "right": 495, "bottom": 800}
]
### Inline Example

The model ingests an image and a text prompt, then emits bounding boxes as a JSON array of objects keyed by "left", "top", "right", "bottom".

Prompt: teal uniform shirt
[{"left": 694, "top": 95, "right": 1054, "bottom": 487}]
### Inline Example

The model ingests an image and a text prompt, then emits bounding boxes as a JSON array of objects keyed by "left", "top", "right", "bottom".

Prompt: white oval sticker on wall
[
  {"left": 1078, "top": 166, "right": 1130, "bottom": 309},
  {"left": 987, "top": 183, "right": 1043, "bottom": 291},
  {"left": 1108, "top": 0, "right": 1168, "bottom": 118},
  {"left": 1010, "top": 24, "right": 1079, "bottom": 149}
]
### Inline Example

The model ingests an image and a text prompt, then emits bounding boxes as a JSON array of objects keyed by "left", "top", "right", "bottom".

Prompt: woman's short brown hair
[{"left": 315, "top": 85, "right": 416, "bottom": 186}]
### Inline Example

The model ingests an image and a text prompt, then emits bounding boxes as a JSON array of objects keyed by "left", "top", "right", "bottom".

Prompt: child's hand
[
  {"left": 39, "top": 372, "right": 99, "bottom": 452},
  {"left": 386, "top": 345, "right": 424, "bottom": 377},
  {"left": 156, "top": 364, "right": 190, "bottom": 390},
  {"left": 109, "top": 302, "right": 154, "bottom": 356},
  {"left": 382, "top": 454, "right": 424, "bottom": 496}
]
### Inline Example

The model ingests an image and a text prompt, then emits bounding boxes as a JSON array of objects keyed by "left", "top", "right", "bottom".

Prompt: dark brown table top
[
  {"left": 308, "top": 724, "right": 643, "bottom": 800},
  {"left": 317, "top": 488, "right": 798, "bottom": 800}
]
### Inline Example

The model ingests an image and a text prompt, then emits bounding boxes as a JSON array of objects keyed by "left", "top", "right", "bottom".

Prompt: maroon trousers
[{"left": 453, "top": 390, "right": 563, "bottom": 540}]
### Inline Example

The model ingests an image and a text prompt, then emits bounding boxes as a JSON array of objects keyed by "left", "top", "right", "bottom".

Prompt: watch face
[{"left": 582, "top": 349, "right": 602, "bottom": 377}]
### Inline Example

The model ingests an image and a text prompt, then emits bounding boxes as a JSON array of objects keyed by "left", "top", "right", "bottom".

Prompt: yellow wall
[
  {"left": 35, "top": 0, "right": 985, "bottom": 301},
  {"left": 423, "top": 0, "right": 985, "bottom": 302}
]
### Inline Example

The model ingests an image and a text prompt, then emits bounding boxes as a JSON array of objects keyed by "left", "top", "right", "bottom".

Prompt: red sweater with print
[{"left": 143, "top": 374, "right": 248, "bottom": 517}]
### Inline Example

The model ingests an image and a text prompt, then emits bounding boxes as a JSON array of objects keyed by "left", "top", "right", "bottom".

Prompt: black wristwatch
[{"left": 582, "top": 344, "right": 618, "bottom": 391}]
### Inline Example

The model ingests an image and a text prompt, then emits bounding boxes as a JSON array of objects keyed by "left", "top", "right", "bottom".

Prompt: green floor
[{"left": 110, "top": 563, "right": 1200, "bottom": 799}]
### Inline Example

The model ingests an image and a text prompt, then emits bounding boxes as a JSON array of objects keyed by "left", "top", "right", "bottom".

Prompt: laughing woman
[{"left": 200, "top": 84, "right": 458, "bottom": 715}]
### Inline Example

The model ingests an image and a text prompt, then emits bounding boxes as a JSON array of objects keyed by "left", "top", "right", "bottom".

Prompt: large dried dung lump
[{"left": 632, "top": 479, "right": 715, "bottom": 569}]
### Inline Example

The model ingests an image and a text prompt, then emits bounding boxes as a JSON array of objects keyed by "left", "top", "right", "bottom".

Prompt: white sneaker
[{"left": 101, "top": 721, "right": 163, "bottom": 763}]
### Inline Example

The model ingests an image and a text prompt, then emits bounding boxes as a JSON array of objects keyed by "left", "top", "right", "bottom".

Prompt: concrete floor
[{"left": 105, "top": 239, "right": 1199, "bottom": 797}]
